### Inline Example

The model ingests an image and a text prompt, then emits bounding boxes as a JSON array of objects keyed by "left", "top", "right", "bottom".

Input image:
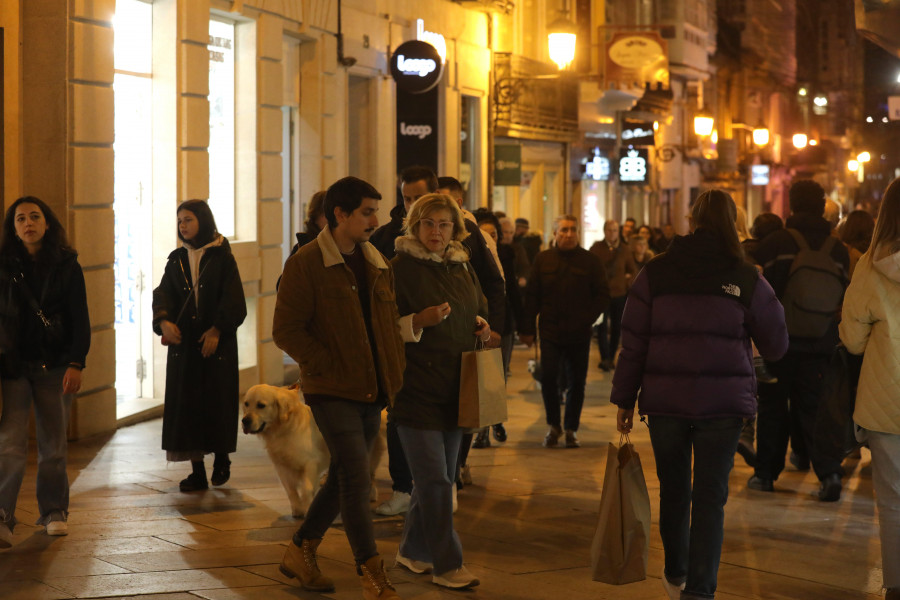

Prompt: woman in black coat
[
  {"left": 0, "top": 196, "right": 91, "bottom": 545},
  {"left": 152, "top": 200, "right": 246, "bottom": 492}
]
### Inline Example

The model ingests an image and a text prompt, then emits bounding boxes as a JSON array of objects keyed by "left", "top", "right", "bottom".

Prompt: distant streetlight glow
[
  {"left": 547, "top": 16, "right": 577, "bottom": 70},
  {"left": 694, "top": 111, "right": 714, "bottom": 137},
  {"left": 813, "top": 95, "right": 828, "bottom": 107},
  {"left": 809, "top": 139, "right": 818, "bottom": 146},
  {"left": 711, "top": 130, "right": 718, "bottom": 144},
  {"left": 858, "top": 151, "right": 871, "bottom": 163},
  {"left": 848, "top": 160, "right": 859, "bottom": 172},
  {"left": 883, "top": 117, "right": 890, "bottom": 123},
  {"left": 792, "top": 133, "right": 808, "bottom": 149},
  {"left": 867, "top": 116, "right": 874, "bottom": 123},
  {"left": 798, "top": 87, "right": 808, "bottom": 96},
  {"left": 896, "top": 72, "right": 900, "bottom": 84},
  {"left": 753, "top": 123, "right": 770, "bottom": 146}
]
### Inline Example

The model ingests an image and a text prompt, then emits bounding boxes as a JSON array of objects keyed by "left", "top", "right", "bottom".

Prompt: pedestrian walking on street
[
  {"left": 390, "top": 193, "right": 487, "bottom": 589},
  {"left": 152, "top": 200, "right": 247, "bottom": 492},
  {"left": 273, "top": 176, "right": 406, "bottom": 599},
  {"left": 612, "top": 189, "right": 788, "bottom": 600},
  {"left": 520, "top": 214, "right": 609, "bottom": 449},
  {"left": 839, "top": 176, "right": 900, "bottom": 600},
  {"left": 0, "top": 196, "right": 91, "bottom": 546}
]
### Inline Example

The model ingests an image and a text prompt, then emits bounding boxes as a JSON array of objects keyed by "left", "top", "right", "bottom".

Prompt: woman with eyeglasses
[{"left": 389, "top": 193, "right": 488, "bottom": 589}]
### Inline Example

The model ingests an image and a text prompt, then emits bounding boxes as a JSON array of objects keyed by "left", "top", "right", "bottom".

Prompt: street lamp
[
  {"left": 848, "top": 159, "right": 859, "bottom": 172},
  {"left": 693, "top": 108, "right": 714, "bottom": 137},
  {"left": 792, "top": 133, "right": 808, "bottom": 149},
  {"left": 857, "top": 151, "right": 871, "bottom": 163},
  {"left": 752, "top": 122, "right": 770, "bottom": 146},
  {"left": 547, "top": 14, "right": 577, "bottom": 70}
]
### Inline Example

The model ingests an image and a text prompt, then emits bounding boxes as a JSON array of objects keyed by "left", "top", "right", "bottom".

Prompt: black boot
[
  {"left": 180, "top": 460, "right": 208, "bottom": 492},
  {"left": 211, "top": 453, "right": 231, "bottom": 486}
]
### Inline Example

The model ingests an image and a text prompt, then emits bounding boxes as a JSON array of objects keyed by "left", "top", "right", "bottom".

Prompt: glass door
[{"left": 113, "top": 0, "right": 155, "bottom": 408}]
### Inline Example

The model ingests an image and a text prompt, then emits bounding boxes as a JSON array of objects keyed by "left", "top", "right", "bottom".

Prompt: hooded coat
[
  {"left": 152, "top": 238, "right": 247, "bottom": 454},
  {"left": 611, "top": 229, "right": 788, "bottom": 418},
  {"left": 391, "top": 236, "right": 488, "bottom": 431},
  {"left": 839, "top": 248, "right": 900, "bottom": 434}
]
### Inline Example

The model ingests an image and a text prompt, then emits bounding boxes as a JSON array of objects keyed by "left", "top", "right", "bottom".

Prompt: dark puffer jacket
[
  {"left": 391, "top": 236, "right": 488, "bottom": 431},
  {"left": 610, "top": 229, "right": 788, "bottom": 419}
]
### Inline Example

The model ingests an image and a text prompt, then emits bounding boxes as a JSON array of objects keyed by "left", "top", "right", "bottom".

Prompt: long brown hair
[
  {"left": 691, "top": 189, "right": 744, "bottom": 263},
  {"left": 872, "top": 176, "right": 900, "bottom": 257}
]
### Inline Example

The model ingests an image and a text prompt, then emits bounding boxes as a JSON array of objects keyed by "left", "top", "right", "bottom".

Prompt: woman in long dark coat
[{"left": 153, "top": 200, "right": 246, "bottom": 492}]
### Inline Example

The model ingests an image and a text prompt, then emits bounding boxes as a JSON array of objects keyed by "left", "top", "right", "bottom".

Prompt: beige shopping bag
[
  {"left": 590, "top": 436, "right": 651, "bottom": 585},
  {"left": 458, "top": 346, "right": 508, "bottom": 428}
]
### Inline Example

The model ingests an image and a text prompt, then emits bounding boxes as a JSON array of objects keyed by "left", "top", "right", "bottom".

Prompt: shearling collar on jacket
[
  {"left": 874, "top": 247, "right": 900, "bottom": 283},
  {"left": 317, "top": 226, "right": 388, "bottom": 270},
  {"left": 395, "top": 236, "right": 470, "bottom": 264}
]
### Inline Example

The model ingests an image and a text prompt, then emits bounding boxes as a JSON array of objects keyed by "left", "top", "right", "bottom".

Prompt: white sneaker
[
  {"left": 395, "top": 552, "right": 433, "bottom": 574},
  {"left": 433, "top": 565, "right": 479, "bottom": 588},
  {"left": 375, "top": 491, "right": 410, "bottom": 516},
  {"left": 46, "top": 520, "right": 68, "bottom": 536},
  {"left": 452, "top": 486, "right": 458, "bottom": 513},
  {"left": 0, "top": 522, "right": 12, "bottom": 549},
  {"left": 661, "top": 567, "right": 685, "bottom": 600}
]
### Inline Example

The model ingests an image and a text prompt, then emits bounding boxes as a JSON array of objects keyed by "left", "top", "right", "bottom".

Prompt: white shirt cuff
[{"left": 398, "top": 314, "right": 423, "bottom": 343}]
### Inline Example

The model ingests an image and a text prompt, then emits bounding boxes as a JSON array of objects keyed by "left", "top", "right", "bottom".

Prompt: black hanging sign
[
  {"left": 397, "top": 87, "right": 439, "bottom": 173},
  {"left": 621, "top": 118, "right": 656, "bottom": 146},
  {"left": 390, "top": 40, "right": 444, "bottom": 94}
]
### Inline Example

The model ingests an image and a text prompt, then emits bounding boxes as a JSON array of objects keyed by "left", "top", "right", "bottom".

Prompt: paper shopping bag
[
  {"left": 590, "top": 438, "right": 651, "bottom": 585},
  {"left": 458, "top": 347, "right": 508, "bottom": 428}
]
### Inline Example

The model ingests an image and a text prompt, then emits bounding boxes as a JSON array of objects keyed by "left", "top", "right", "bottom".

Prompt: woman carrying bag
[
  {"left": 611, "top": 190, "right": 788, "bottom": 599},
  {"left": 390, "top": 193, "right": 489, "bottom": 589},
  {"left": 153, "top": 200, "right": 246, "bottom": 492},
  {"left": 0, "top": 196, "right": 91, "bottom": 547},
  {"left": 839, "top": 176, "right": 900, "bottom": 600}
]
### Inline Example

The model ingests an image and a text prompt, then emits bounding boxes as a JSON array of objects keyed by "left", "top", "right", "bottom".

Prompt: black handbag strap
[{"left": 12, "top": 272, "right": 54, "bottom": 329}]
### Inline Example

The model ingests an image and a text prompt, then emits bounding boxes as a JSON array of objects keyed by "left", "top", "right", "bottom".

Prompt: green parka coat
[{"left": 391, "top": 236, "right": 488, "bottom": 430}]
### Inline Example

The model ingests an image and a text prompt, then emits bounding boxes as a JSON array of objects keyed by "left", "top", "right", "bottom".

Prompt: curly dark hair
[{"left": 0, "top": 196, "right": 74, "bottom": 265}]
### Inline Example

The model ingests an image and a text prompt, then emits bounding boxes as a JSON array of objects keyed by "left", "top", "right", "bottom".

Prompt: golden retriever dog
[{"left": 241, "top": 384, "right": 387, "bottom": 519}]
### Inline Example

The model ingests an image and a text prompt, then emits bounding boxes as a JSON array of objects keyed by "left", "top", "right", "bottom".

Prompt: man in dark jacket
[
  {"left": 519, "top": 215, "right": 610, "bottom": 448},
  {"left": 369, "top": 166, "right": 436, "bottom": 261},
  {"left": 750, "top": 179, "right": 850, "bottom": 501},
  {"left": 589, "top": 219, "right": 637, "bottom": 371}
]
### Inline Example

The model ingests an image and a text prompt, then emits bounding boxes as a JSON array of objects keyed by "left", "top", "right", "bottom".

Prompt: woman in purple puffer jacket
[{"left": 611, "top": 189, "right": 788, "bottom": 600}]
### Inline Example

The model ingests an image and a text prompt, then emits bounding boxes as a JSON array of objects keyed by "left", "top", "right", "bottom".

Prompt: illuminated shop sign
[
  {"left": 751, "top": 164, "right": 770, "bottom": 186},
  {"left": 390, "top": 40, "right": 444, "bottom": 93},
  {"left": 585, "top": 149, "right": 610, "bottom": 181},
  {"left": 417, "top": 19, "right": 446, "bottom": 63},
  {"left": 619, "top": 148, "right": 649, "bottom": 184},
  {"left": 621, "top": 119, "right": 655, "bottom": 146}
]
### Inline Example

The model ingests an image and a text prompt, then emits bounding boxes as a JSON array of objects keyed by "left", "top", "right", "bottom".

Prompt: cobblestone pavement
[{"left": 0, "top": 344, "right": 884, "bottom": 599}]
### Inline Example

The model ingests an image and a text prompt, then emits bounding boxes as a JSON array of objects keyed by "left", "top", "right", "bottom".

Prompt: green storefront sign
[{"left": 494, "top": 144, "right": 522, "bottom": 186}]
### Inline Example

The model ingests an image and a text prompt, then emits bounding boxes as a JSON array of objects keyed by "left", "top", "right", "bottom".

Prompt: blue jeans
[
  {"left": 397, "top": 424, "right": 464, "bottom": 574},
  {"left": 649, "top": 416, "right": 743, "bottom": 599},
  {"left": 0, "top": 363, "right": 70, "bottom": 529},
  {"left": 539, "top": 338, "right": 590, "bottom": 431},
  {"left": 295, "top": 399, "right": 382, "bottom": 565}
]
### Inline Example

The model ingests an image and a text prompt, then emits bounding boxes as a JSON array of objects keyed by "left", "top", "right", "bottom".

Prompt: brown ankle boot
[
  {"left": 358, "top": 555, "right": 400, "bottom": 599},
  {"left": 279, "top": 538, "right": 335, "bottom": 592}
]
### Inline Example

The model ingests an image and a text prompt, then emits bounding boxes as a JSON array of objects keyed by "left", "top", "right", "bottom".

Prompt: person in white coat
[{"left": 839, "top": 176, "right": 900, "bottom": 600}]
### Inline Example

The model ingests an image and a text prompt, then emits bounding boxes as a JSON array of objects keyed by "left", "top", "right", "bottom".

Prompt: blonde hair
[
  {"left": 734, "top": 204, "right": 751, "bottom": 242},
  {"left": 403, "top": 193, "right": 469, "bottom": 242}
]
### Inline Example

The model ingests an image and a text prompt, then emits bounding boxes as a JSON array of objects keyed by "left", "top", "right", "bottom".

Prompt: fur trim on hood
[{"left": 395, "top": 236, "right": 470, "bottom": 264}]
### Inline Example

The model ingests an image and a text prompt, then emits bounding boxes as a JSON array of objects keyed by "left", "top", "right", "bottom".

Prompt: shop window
[{"left": 208, "top": 18, "right": 236, "bottom": 238}]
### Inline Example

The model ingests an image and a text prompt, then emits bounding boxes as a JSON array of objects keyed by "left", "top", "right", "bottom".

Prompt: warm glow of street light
[
  {"left": 809, "top": 139, "right": 818, "bottom": 146},
  {"left": 813, "top": 95, "right": 828, "bottom": 107},
  {"left": 711, "top": 130, "right": 718, "bottom": 144},
  {"left": 547, "top": 17, "right": 577, "bottom": 70},
  {"left": 753, "top": 125, "right": 770, "bottom": 146},
  {"left": 694, "top": 111, "right": 714, "bottom": 137},
  {"left": 857, "top": 151, "right": 871, "bottom": 163},
  {"left": 792, "top": 133, "right": 808, "bottom": 149},
  {"left": 848, "top": 160, "right": 859, "bottom": 172},
  {"left": 798, "top": 87, "right": 808, "bottom": 96}
]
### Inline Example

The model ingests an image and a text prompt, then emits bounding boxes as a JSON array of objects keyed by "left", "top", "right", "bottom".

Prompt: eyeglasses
[{"left": 420, "top": 218, "right": 454, "bottom": 233}]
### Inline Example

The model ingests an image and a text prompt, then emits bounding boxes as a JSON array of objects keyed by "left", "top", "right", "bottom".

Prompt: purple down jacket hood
[{"left": 610, "top": 229, "right": 788, "bottom": 419}]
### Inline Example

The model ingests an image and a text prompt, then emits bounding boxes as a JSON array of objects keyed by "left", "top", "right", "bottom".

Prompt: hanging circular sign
[
  {"left": 608, "top": 35, "right": 665, "bottom": 69},
  {"left": 390, "top": 40, "right": 444, "bottom": 94}
]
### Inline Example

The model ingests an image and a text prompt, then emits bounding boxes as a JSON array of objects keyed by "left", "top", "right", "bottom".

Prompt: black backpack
[{"left": 781, "top": 229, "right": 844, "bottom": 338}]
